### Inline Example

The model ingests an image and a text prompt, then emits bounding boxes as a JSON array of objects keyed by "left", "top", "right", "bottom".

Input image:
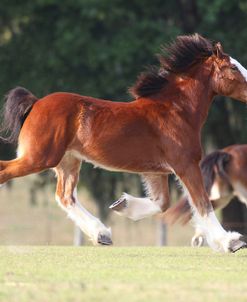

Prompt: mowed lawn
[{"left": 0, "top": 246, "right": 247, "bottom": 302}]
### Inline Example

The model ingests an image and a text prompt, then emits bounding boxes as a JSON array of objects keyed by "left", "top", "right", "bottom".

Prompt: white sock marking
[
  {"left": 191, "top": 203, "right": 242, "bottom": 252},
  {"left": 115, "top": 193, "right": 162, "bottom": 221},
  {"left": 180, "top": 181, "right": 242, "bottom": 252},
  {"left": 56, "top": 191, "right": 111, "bottom": 245}
]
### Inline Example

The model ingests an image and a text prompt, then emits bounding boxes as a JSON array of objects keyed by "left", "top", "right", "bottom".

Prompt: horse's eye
[{"left": 231, "top": 65, "right": 238, "bottom": 71}]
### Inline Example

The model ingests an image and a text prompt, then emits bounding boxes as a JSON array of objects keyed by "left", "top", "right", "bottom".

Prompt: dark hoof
[
  {"left": 191, "top": 236, "right": 204, "bottom": 248},
  {"left": 229, "top": 239, "right": 247, "bottom": 253},
  {"left": 109, "top": 197, "right": 127, "bottom": 212},
  {"left": 97, "top": 233, "right": 113, "bottom": 246}
]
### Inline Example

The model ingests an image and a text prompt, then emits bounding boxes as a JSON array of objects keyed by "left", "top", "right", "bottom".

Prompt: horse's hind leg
[
  {"left": 0, "top": 157, "right": 51, "bottom": 186},
  {"left": 110, "top": 174, "right": 169, "bottom": 221},
  {"left": 0, "top": 124, "right": 70, "bottom": 186},
  {"left": 54, "top": 153, "right": 112, "bottom": 245}
]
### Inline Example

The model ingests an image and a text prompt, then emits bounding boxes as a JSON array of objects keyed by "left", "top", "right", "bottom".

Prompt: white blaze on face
[{"left": 230, "top": 57, "right": 247, "bottom": 81}]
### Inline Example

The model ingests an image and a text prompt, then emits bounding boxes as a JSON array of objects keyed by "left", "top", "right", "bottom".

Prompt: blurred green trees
[{"left": 0, "top": 0, "right": 247, "bottom": 219}]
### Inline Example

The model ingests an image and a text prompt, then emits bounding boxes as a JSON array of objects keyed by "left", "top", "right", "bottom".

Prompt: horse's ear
[{"left": 213, "top": 42, "right": 224, "bottom": 59}]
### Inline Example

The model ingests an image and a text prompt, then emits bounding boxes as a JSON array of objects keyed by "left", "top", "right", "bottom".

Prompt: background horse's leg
[
  {"left": 110, "top": 174, "right": 169, "bottom": 221},
  {"left": 177, "top": 164, "right": 246, "bottom": 252},
  {"left": 191, "top": 227, "right": 205, "bottom": 247},
  {"left": 54, "top": 153, "right": 112, "bottom": 245}
]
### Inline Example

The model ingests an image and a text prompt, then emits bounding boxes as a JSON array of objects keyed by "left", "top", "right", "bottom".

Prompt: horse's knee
[
  {"left": 55, "top": 193, "right": 75, "bottom": 209},
  {"left": 160, "top": 200, "right": 170, "bottom": 212}
]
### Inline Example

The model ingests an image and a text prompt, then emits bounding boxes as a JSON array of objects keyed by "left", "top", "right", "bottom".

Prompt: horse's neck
[{"left": 163, "top": 68, "right": 215, "bottom": 129}]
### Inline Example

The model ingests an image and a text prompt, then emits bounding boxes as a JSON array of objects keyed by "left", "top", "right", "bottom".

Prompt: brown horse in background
[
  {"left": 165, "top": 144, "right": 247, "bottom": 247},
  {"left": 1, "top": 34, "right": 247, "bottom": 252}
]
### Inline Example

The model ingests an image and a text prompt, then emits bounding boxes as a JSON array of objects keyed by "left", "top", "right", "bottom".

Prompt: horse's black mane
[{"left": 129, "top": 33, "right": 214, "bottom": 98}]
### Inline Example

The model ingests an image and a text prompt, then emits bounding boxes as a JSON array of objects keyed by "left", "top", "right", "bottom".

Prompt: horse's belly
[{"left": 69, "top": 149, "right": 171, "bottom": 174}]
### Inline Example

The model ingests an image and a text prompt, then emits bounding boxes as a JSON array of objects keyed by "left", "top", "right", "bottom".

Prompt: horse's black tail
[
  {"left": 164, "top": 150, "right": 232, "bottom": 225},
  {"left": 200, "top": 150, "right": 232, "bottom": 194},
  {"left": 0, "top": 87, "right": 38, "bottom": 145}
]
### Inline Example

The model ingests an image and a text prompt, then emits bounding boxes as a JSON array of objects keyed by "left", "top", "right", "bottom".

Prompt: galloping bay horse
[
  {"left": 1, "top": 34, "right": 247, "bottom": 252},
  {"left": 165, "top": 144, "right": 247, "bottom": 247}
]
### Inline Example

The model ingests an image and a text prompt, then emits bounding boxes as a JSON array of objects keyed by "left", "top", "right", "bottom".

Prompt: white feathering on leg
[
  {"left": 180, "top": 179, "right": 242, "bottom": 253},
  {"left": 114, "top": 193, "right": 162, "bottom": 221},
  {"left": 56, "top": 190, "right": 112, "bottom": 245}
]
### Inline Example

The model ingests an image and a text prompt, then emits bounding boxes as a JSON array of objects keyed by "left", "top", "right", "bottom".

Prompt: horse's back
[
  {"left": 36, "top": 91, "right": 130, "bottom": 108},
  {"left": 34, "top": 92, "right": 106, "bottom": 110}
]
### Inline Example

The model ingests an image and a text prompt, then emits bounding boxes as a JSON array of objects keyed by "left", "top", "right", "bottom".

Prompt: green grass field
[{"left": 0, "top": 247, "right": 247, "bottom": 302}]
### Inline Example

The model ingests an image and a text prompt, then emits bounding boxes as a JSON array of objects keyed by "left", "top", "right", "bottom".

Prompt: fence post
[
  {"left": 74, "top": 225, "right": 84, "bottom": 246},
  {"left": 156, "top": 220, "right": 167, "bottom": 246}
]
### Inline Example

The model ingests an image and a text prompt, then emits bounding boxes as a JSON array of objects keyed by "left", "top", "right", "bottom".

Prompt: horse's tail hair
[
  {"left": 164, "top": 150, "right": 232, "bottom": 225},
  {"left": 0, "top": 87, "right": 38, "bottom": 145},
  {"left": 200, "top": 150, "right": 232, "bottom": 194}
]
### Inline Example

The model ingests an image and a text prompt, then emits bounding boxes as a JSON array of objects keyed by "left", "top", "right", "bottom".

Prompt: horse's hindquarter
[
  {"left": 18, "top": 93, "right": 85, "bottom": 166},
  {"left": 75, "top": 99, "right": 170, "bottom": 173}
]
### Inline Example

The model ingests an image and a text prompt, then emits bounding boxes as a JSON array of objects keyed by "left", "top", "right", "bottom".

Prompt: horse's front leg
[
  {"left": 110, "top": 174, "right": 170, "bottom": 221},
  {"left": 175, "top": 163, "right": 246, "bottom": 253},
  {"left": 191, "top": 197, "right": 233, "bottom": 247}
]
